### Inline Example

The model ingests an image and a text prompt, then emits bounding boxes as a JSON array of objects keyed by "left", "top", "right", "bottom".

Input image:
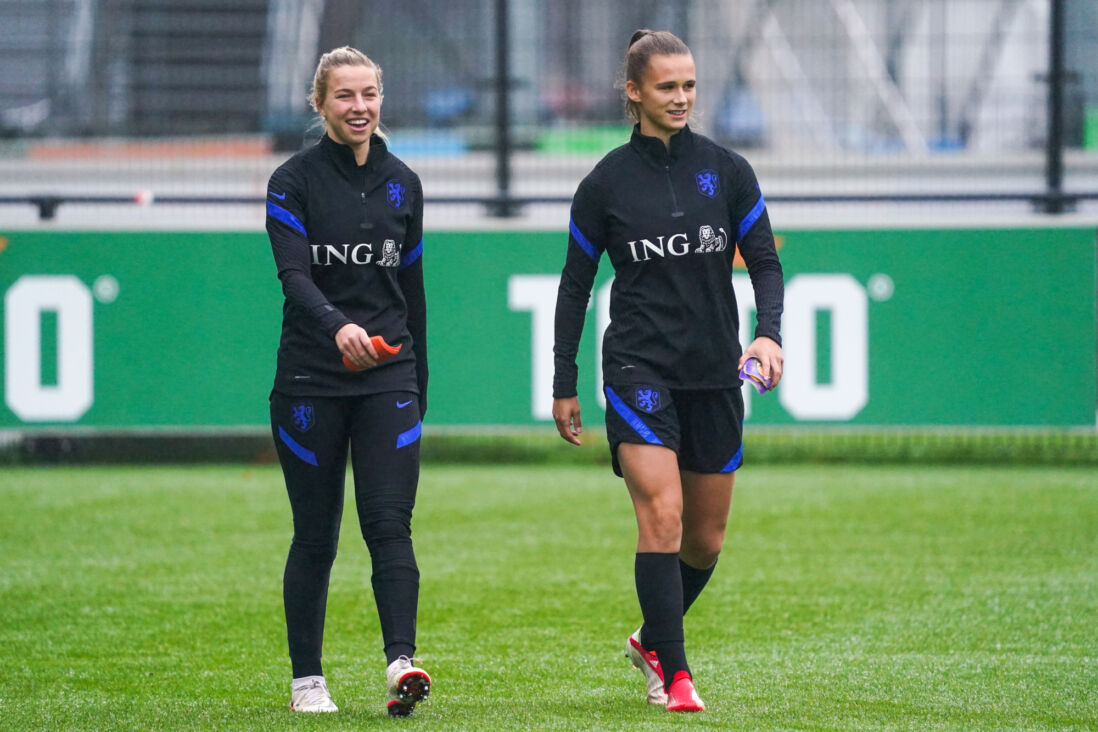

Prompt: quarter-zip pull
[
  {"left": 666, "top": 165, "right": 684, "bottom": 218},
  {"left": 360, "top": 190, "right": 373, "bottom": 230}
]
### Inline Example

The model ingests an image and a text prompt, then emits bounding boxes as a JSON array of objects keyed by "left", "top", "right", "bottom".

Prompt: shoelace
[
  {"left": 295, "top": 679, "right": 331, "bottom": 707},
  {"left": 392, "top": 655, "right": 424, "bottom": 672}
]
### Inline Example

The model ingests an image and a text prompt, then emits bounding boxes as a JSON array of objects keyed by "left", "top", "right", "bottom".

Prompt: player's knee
[
  {"left": 681, "top": 530, "right": 725, "bottom": 566},
  {"left": 290, "top": 537, "right": 338, "bottom": 566},
  {"left": 361, "top": 513, "right": 412, "bottom": 551},
  {"left": 638, "top": 505, "right": 683, "bottom": 550}
]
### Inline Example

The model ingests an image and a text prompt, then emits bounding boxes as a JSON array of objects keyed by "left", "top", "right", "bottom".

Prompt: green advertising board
[{"left": 0, "top": 228, "right": 1094, "bottom": 429}]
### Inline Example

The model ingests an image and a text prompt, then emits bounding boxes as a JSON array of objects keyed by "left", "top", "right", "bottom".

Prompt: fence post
[
  {"left": 1043, "top": 0, "right": 1066, "bottom": 213},
  {"left": 490, "top": 0, "right": 518, "bottom": 217}
]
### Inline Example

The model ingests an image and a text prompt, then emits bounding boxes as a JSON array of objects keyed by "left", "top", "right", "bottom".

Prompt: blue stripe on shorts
[{"left": 604, "top": 386, "right": 663, "bottom": 445}]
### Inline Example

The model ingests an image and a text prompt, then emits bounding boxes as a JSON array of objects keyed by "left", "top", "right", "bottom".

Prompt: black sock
[
  {"left": 635, "top": 552, "right": 688, "bottom": 690},
  {"left": 640, "top": 558, "right": 717, "bottom": 649},
  {"left": 681, "top": 557, "right": 717, "bottom": 614}
]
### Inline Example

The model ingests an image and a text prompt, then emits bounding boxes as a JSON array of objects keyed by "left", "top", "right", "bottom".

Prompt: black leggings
[{"left": 270, "top": 390, "right": 422, "bottom": 677}]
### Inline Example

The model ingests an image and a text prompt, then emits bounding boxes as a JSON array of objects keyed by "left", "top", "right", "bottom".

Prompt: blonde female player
[{"left": 265, "top": 46, "right": 430, "bottom": 717}]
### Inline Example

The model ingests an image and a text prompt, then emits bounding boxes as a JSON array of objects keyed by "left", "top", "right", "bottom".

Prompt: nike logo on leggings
[{"left": 396, "top": 399, "right": 413, "bottom": 408}]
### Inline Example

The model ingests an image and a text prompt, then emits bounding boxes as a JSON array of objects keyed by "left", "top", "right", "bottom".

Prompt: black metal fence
[{"left": 1, "top": 0, "right": 1096, "bottom": 221}]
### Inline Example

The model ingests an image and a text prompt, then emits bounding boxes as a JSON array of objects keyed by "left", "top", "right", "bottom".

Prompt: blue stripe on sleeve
[
  {"left": 720, "top": 442, "right": 744, "bottom": 472},
  {"left": 569, "top": 217, "right": 601, "bottom": 261},
  {"left": 396, "top": 420, "right": 422, "bottom": 449},
  {"left": 400, "top": 239, "right": 423, "bottom": 269},
  {"left": 604, "top": 387, "right": 663, "bottom": 445},
  {"left": 267, "top": 201, "right": 307, "bottom": 237},
  {"left": 737, "top": 187, "right": 766, "bottom": 243},
  {"left": 278, "top": 425, "right": 318, "bottom": 466}
]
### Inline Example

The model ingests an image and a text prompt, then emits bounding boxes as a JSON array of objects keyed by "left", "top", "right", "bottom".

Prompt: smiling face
[
  {"left": 319, "top": 64, "right": 382, "bottom": 161},
  {"left": 625, "top": 53, "right": 696, "bottom": 145}
]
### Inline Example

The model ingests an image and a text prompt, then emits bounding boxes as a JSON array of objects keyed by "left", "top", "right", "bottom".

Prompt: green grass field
[{"left": 2, "top": 463, "right": 1096, "bottom": 730}]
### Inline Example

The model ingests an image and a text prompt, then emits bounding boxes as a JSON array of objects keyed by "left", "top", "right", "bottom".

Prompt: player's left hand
[
  {"left": 739, "top": 336, "right": 783, "bottom": 388},
  {"left": 336, "top": 323, "right": 379, "bottom": 369}
]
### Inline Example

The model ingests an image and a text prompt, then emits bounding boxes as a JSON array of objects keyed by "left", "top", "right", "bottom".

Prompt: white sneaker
[
  {"left": 289, "top": 675, "right": 338, "bottom": 712},
  {"left": 385, "top": 656, "right": 431, "bottom": 717},
  {"left": 625, "top": 629, "right": 668, "bottom": 705}
]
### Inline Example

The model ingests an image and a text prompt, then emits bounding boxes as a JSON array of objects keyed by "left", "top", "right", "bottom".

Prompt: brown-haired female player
[{"left": 553, "top": 29, "right": 784, "bottom": 712}]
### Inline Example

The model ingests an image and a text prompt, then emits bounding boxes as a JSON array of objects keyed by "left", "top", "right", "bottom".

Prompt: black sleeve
[
  {"left": 553, "top": 176, "right": 605, "bottom": 399},
  {"left": 266, "top": 164, "right": 353, "bottom": 338},
  {"left": 398, "top": 176, "right": 428, "bottom": 418},
  {"left": 730, "top": 157, "right": 784, "bottom": 345}
]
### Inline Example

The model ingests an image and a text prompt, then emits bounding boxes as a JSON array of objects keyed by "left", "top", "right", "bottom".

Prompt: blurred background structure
[
  {"left": 0, "top": 0, "right": 1096, "bottom": 227},
  {"left": 0, "top": 0, "right": 1095, "bottom": 462}
]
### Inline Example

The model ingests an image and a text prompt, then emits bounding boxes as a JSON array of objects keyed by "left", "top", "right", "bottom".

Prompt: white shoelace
[{"left": 293, "top": 678, "right": 332, "bottom": 707}]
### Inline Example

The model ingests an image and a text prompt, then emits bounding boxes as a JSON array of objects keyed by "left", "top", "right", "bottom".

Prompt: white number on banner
[
  {"left": 780, "top": 274, "right": 868, "bottom": 420},
  {"left": 4, "top": 275, "right": 94, "bottom": 421}
]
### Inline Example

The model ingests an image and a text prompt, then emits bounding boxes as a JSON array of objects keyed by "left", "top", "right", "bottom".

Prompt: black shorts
[{"left": 603, "top": 383, "right": 744, "bottom": 477}]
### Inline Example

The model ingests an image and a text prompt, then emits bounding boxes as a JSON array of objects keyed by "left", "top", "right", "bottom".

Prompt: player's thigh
[
  {"left": 270, "top": 392, "right": 351, "bottom": 541},
  {"left": 346, "top": 391, "right": 422, "bottom": 518},
  {"left": 618, "top": 442, "right": 683, "bottom": 507},
  {"left": 675, "top": 388, "right": 742, "bottom": 557},
  {"left": 604, "top": 382, "right": 681, "bottom": 479},
  {"left": 619, "top": 442, "right": 684, "bottom": 550},
  {"left": 680, "top": 470, "right": 734, "bottom": 561}
]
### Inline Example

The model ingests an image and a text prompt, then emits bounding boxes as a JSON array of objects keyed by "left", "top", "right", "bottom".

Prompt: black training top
[
  {"left": 553, "top": 124, "right": 783, "bottom": 397},
  {"left": 265, "top": 133, "right": 427, "bottom": 414}
]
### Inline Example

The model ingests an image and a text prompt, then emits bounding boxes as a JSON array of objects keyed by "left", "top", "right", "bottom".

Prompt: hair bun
[{"left": 628, "top": 29, "right": 654, "bottom": 48}]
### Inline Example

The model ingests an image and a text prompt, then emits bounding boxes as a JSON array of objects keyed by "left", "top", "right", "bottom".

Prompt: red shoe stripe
[{"left": 628, "top": 636, "right": 664, "bottom": 678}]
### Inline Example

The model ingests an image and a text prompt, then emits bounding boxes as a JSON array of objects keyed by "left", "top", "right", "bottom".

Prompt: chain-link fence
[{"left": 0, "top": 0, "right": 1096, "bottom": 226}]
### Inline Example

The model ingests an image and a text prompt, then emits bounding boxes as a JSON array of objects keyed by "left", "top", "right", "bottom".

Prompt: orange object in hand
[{"left": 342, "top": 335, "right": 402, "bottom": 371}]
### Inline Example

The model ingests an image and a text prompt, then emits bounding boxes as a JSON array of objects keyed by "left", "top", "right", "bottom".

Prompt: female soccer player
[
  {"left": 265, "top": 46, "right": 430, "bottom": 717},
  {"left": 552, "top": 29, "right": 785, "bottom": 712}
]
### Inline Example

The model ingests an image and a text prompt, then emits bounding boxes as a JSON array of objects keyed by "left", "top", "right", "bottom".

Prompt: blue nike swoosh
[
  {"left": 396, "top": 399, "right": 413, "bottom": 409},
  {"left": 269, "top": 191, "right": 287, "bottom": 200}
]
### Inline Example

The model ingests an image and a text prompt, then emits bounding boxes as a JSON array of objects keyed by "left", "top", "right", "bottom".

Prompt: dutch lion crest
[
  {"left": 291, "top": 403, "right": 314, "bottom": 432},
  {"left": 635, "top": 386, "right": 662, "bottom": 413},
  {"left": 695, "top": 169, "right": 719, "bottom": 198},
  {"left": 386, "top": 179, "right": 406, "bottom": 209}
]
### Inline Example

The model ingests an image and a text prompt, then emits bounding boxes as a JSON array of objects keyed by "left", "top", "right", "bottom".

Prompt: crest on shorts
[
  {"left": 635, "top": 386, "right": 661, "bottom": 413},
  {"left": 386, "top": 179, "right": 406, "bottom": 209},
  {"left": 695, "top": 169, "right": 719, "bottom": 198},
  {"left": 291, "top": 403, "right": 314, "bottom": 432}
]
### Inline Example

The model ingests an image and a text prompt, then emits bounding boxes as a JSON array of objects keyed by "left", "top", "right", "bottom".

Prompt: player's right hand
[
  {"left": 335, "top": 323, "right": 379, "bottom": 370},
  {"left": 553, "top": 397, "right": 583, "bottom": 446}
]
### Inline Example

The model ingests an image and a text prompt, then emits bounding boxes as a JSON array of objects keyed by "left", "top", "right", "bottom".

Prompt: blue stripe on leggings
[
  {"left": 604, "top": 386, "right": 663, "bottom": 445},
  {"left": 278, "top": 425, "right": 318, "bottom": 466},
  {"left": 396, "top": 420, "right": 422, "bottom": 449}
]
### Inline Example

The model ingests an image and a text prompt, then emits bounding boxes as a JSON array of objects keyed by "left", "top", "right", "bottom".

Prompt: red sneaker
[{"left": 665, "top": 670, "right": 705, "bottom": 712}]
